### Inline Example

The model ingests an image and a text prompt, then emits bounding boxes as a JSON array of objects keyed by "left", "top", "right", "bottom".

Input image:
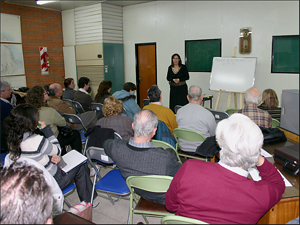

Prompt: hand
[
  {"left": 173, "top": 78, "right": 180, "bottom": 83},
  {"left": 51, "top": 155, "right": 61, "bottom": 164},
  {"left": 37, "top": 121, "right": 46, "bottom": 129},
  {"left": 255, "top": 155, "right": 265, "bottom": 167}
]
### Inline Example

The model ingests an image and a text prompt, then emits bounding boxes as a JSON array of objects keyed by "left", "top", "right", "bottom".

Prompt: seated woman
[
  {"left": 96, "top": 96, "right": 133, "bottom": 141},
  {"left": 95, "top": 80, "right": 112, "bottom": 104},
  {"left": 27, "top": 85, "right": 82, "bottom": 155},
  {"left": 258, "top": 88, "right": 281, "bottom": 122},
  {"left": 4, "top": 104, "right": 97, "bottom": 203},
  {"left": 63, "top": 78, "right": 76, "bottom": 100}
]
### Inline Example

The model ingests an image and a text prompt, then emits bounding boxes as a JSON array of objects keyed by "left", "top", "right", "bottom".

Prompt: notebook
[{"left": 58, "top": 150, "right": 88, "bottom": 173}]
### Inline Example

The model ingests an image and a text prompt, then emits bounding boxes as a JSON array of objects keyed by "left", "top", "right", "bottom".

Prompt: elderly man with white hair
[
  {"left": 235, "top": 87, "right": 272, "bottom": 128},
  {"left": 165, "top": 113, "right": 285, "bottom": 224}
]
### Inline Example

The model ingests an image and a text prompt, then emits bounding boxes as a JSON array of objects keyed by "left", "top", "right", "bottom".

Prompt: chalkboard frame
[
  {"left": 185, "top": 38, "right": 221, "bottom": 72},
  {"left": 271, "top": 35, "right": 299, "bottom": 74}
]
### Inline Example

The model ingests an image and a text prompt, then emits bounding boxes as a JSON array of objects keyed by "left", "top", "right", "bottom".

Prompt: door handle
[{"left": 138, "top": 78, "right": 142, "bottom": 83}]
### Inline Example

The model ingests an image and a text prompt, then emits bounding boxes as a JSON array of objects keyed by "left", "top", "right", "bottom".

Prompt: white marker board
[{"left": 209, "top": 57, "right": 257, "bottom": 92}]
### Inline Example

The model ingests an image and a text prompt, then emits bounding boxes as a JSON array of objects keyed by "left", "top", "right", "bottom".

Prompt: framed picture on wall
[
  {"left": 271, "top": 35, "right": 299, "bottom": 73},
  {"left": 185, "top": 38, "right": 221, "bottom": 72}
]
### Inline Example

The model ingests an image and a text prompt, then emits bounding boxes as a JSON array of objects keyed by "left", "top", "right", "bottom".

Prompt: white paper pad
[
  {"left": 260, "top": 148, "right": 273, "bottom": 158},
  {"left": 60, "top": 150, "right": 87, "bottom": 173},
  {"left": 248, "top": 167, "right": 292, "bottom": 187}
]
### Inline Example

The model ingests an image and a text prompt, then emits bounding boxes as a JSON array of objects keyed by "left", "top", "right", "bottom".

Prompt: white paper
[
  {"left": 248, "top": 167, "right": 292, "bottom": 187},
  {"left": 260, "top": 148, "right": 272, "bottom": 158},
  {"left": 61, "top": 150, "right": 87, "bottom": 173}
]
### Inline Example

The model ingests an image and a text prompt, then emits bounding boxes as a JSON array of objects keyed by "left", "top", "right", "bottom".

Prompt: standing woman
[{"left": 167, "top": 53, "right": 190, "bottom": 113}]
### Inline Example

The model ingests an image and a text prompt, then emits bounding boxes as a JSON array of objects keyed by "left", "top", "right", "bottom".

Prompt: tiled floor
[{"left": 62, "top": 165, "right": 162, "bottom": 224}]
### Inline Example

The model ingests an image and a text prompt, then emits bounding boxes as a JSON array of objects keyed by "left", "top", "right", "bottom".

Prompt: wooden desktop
[{"left": 257, "top": 138, "right": 299, "bottom": 224}]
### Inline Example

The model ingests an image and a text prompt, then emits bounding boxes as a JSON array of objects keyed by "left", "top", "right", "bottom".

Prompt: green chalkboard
[
  {"left": 271, "top": 35, "right": 299, "bottom": 73},
  {"left": 185, "top": 39, "right": 221, "bottom": 72}
]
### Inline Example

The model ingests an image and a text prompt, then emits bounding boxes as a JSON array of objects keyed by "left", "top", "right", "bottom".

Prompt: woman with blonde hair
[
  {"left": 258, "top": 88, "right": 281, "bottom": 122},
  {"left": 95, "top": 96, "right": 133, "bottom": 140}
]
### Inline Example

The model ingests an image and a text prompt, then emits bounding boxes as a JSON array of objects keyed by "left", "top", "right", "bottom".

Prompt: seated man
[
  {"left": 0, "top": 161, "right": 53, "bottom": 224},
  {"left": 73, "top": 77, "right": 93, "bottom": 112},
  {"left": 143, "top": 85, "right": 177, "bottom": 136},
  {"left": 48, "top": 83, "right": 97, "bottom": 130},
  {"left": 176, "top": 85, "right": 216, "bottom": 153},
  {"left": 165, "top": 114, "right": 285, "bottom": 224},
  {"left": 104, "top": 109, "right": 181, "bottom": 205},
  {"left": 112, "top": 82, "right": 141, "bottom": 120},
  {"left": 1, "top": 80, "right": 13, "bottom": 152},
  {"left": 235, "top": 87, "right": 272, "bottom": 128}
]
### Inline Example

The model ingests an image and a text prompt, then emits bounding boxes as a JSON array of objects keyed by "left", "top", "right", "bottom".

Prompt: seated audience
[
  {"left": 113, "top": 82, "right": 141, "bottom": 120},
  {"left": 95, "top": 80, "right": 112, "bottom": 104},
  {"left": 47, "top": 83, "right": 97, "bottom": 130},
  {"left": 96, "top": 96, "right": 133, "bottom": 141},
  {"left": 0, "top": 161, "right": 53, "bottom": 224},
  {"left": 143, "top": 85, "right": 177, "bottom": 135},
  {"left": 26, "top": 85, "right": 82, "bottom": 155},
  {"left": 1, "top": 80, "right": 13, "bottom": 152},
  {"left": 235, "top": 87, "right": 272, "bottom": 128},
  {"left": 62, "top": 78, "right": 76, "bottom": 100},
  {"left": 73, "top": 77, "right": 93, "bottom": 111},
  {"left": 165, "top": 113, "right": 285, "bottom": 224},
  {"left": 258, "top": 88, "right": 281, "bottom": 122},
  {"left": 104, "top": 109, "right": 181, "bottom": 205},
  {"left": 176, "top": 85, "right": 216, "bottom": 153},
  {"left": 4, "top": 104, "right": 97, "bottom": 205}
]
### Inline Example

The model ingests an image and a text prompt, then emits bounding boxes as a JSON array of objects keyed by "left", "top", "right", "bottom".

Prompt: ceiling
[{"left": 2, "top": 0, "right": 154, "bottom": 11}]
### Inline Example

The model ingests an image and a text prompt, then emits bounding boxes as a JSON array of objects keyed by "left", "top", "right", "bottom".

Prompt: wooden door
[{"left": 135, "top": 43, "right": 157, "bottom": 107}]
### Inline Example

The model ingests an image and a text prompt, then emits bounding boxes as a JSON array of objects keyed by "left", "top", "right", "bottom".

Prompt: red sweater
[{"left": 165, "top": 158, "right": 285, "bottom": 224}]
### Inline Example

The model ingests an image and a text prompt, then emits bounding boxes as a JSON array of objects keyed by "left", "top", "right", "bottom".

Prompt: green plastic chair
[
  {"left": 204, "top": 106, "right": 212, "bottom": 111},
  {"left": 161, "top": 215, "right": 209, "bottom": 224},
  {"left": 126, "top": 175, "right": 174, "bottom": 224},
  {"left": 151, "top": 139, "right": 182, "bottom": 163},
  {"left": 173, "top": 128, "right": 210, "bottom": 162},
  {"left": 225, "top": 108, "right": 240, "bottom": 115},
  {"left": 272, "top": 118, "right": 280, "bottom": 128}
]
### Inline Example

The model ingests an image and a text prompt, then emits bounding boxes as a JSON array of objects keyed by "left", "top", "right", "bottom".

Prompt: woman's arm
[
  {"left": 40, "top": 122, "right": 62, "bottom": 157},
  {"left": 167, "top": 66, "right": 174, "bottom": 81},
  {"left": 179, "top": 65, "right": 190, "bottom": 81}
]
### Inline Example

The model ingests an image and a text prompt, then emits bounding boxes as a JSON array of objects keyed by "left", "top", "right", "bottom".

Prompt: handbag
[
  {"left": 58, "top": 125, "right": 74, "bottom": 137},
  {"left": 259, "top": 126, "right": 287, "bottom": 144},
  {"left": 68, "top": 201, "right": 92, "bottom": 221}
]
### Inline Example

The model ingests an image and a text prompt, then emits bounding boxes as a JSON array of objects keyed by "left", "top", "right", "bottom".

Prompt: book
[{"left": 57, "top": 150, "right": 88, "bottom": 173}]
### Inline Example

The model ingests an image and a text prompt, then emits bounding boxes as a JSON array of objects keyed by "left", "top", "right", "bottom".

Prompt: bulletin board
[
  {"left": 271, "top": 35, "right": 299, "bottom": 73},
  {"left": 185, "top": 38, "right": 221, "bottom": 72}
]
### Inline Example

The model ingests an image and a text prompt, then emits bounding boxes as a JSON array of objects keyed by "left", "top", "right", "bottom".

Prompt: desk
[
  {"left": 257, "top": 141, "right": 299, "bottom": 224},
  {"left": 202, "top": 95, "right": 213, "bottom": 109}
]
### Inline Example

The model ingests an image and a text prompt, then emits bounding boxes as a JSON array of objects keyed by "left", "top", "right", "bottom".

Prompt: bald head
[
  {"left": 245, "top": 87, "right": 261, "bottom": 105},
  {"left": 49, "top": 83, "right": 63, "bottom": 98}
]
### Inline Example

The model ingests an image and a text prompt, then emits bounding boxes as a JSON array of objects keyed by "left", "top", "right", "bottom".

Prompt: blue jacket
[
  {"left": 113, "top": 90, "right": 141, "bottom": 120},
  {"left": 154, "top": 120, "right": 176, "bottom": 148}
]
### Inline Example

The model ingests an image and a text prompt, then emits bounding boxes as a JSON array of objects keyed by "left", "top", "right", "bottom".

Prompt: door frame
[{"left": 135, "top": 42, "right": 157, "bottom": 107}]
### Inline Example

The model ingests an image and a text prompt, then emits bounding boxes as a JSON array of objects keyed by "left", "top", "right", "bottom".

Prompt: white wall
[{"left": 123, "top": 1, "right": 299, "bottom": 112}]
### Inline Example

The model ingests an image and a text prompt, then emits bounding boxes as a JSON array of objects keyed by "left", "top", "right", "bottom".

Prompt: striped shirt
[{"left": 235, "top": 102, "right": 272, "bottom": 128}]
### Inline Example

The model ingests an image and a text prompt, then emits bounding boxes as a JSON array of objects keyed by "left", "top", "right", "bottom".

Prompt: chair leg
[
  {"left": 83, "top": 139, "right": 89, "bottom": 156},
  {"left": 142, "top": 214, "right": 149, "bottom": 224},
  {"left": 64, "top": 199, "right": 72, "bottom": 208},
  {"left": 90, "top": 174, "right": 97, "bottom": 204}
]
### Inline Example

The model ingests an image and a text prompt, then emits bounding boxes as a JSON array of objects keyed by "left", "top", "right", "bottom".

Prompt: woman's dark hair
[
  {"left": 26, "top": 85, "right": 47, "bottom": 109},
  {"left": 5, "top": 104, "right": 39, "bottom": 161},
  {"left": 123, "top": 82, "right": 137, "bottom": 92},
  {"left": 64, "top": 78, "right": 74, "bottom": 88},
  {"left": 95, "top": 80, "right": 112, "bottom": 102},
  {"left": 171, "top": 53, "right": 182, "bottom": 67}
]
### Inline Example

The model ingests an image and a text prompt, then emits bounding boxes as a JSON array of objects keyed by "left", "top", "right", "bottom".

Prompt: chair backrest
[
  {"left": 62, "top": 113, "right": 87, "bottom": 131},
  {"left": 173, "top": 128, "right": 206, "bottom": 151},
  {"left": 209, "top": 110, "right": 229, "bottom": 122},
  {"left": 225, "top": 108, "right": 240, "bottom": 115},
  {"left": 122, "top": 107, "right": 129, "bottom": 116},
  {"left": 72, "top": 100, "right": 85, "bottom": 114},
  {"left": 63, "top": 99, "right": 73, "bottom": 107},
  {"left": 114, "top": 131, "right": 123, "bottom": 140},
  {"left": 174, "top": 105, "right": 182, "bottom": 114},
  {"left": 126, "top": 175, "right": 173, "bottom": 201},
  {"left": 151, "top": 139, "right": 182, "bottom": 163},
  {"left": 142, "top": 99, "right": 150, "bottom": 107},
  {"left": 91, "top": 102, "right": 103, "bottom": 112},
  {"left": 161, "top": 215, "right": 208, "bottom": 224},
  {"left": 272, "top": 118, "right": 280, "bottom": 128}
]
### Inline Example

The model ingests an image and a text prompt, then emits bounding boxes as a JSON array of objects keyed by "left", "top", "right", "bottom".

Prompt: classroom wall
[
  {"left": 1, "top": 2, "right": 65, "bottom": 88},
  {"left": 123, "top": 1, "right": 299, "bottom": 112}
]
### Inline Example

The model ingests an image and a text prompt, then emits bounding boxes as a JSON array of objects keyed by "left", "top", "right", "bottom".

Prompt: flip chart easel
[{"left": 213, "top": 47, "right": 245, "bottom": 110}]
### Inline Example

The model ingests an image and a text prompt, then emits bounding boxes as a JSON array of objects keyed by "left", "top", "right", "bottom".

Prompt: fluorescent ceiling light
[{"left": 36, "top": 1, "right": 58, "bottom": 5}]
